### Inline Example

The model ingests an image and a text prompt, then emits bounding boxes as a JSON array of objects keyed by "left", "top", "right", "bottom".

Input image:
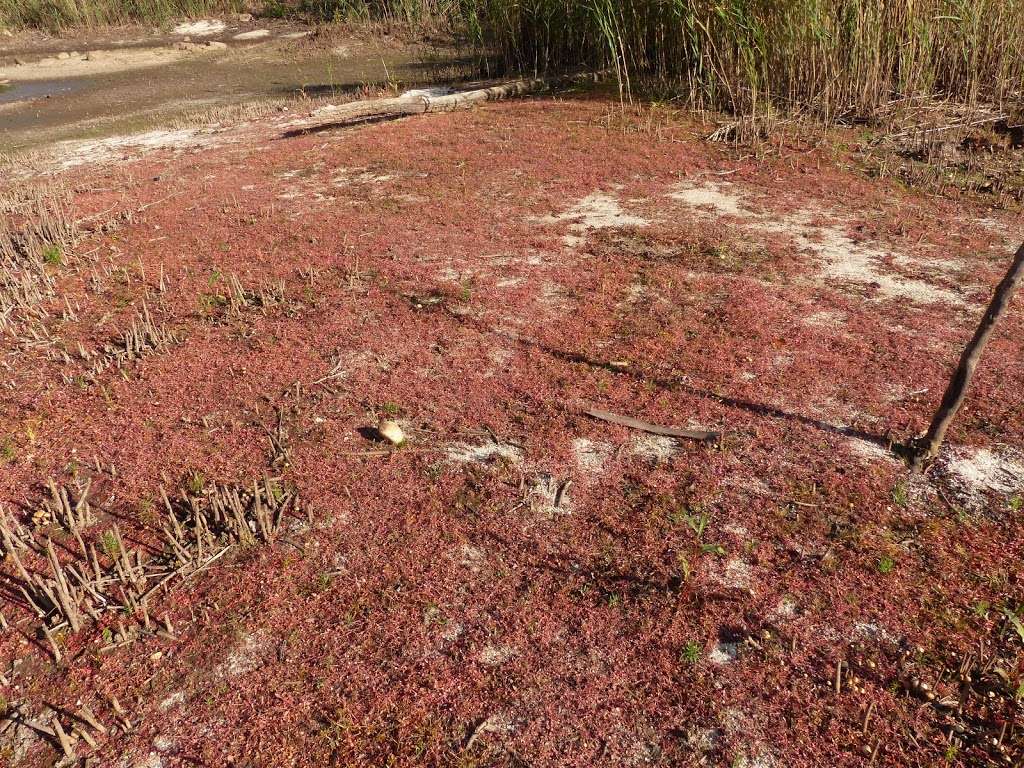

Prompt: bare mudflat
[
  {"left": 1, "top": 62, "right": 1023, "bottom": 768},
  {"left": 0, "top": 20, "right": 458, "bottom": 152}
]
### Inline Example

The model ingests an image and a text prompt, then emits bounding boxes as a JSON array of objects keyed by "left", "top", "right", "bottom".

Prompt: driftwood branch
[
  {"left": 584, "top": 408, "right": 720, "bottom": 443},
  {"left": 284, "top": 73, "right": 603, "bottom": 136},
  {"left": 911, "top": 241, "right": 1024, "bottom": 470}
]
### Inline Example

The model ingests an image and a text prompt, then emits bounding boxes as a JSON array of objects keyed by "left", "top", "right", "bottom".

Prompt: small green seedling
[
  {"left": 42, "top": 245, "right": 63, "bottom": 266},
  {"left": 186, "top": 470, "right": 206, "bottom": 496},
  {"left": 100, "top": 530, "right": 120, "bottom": 559},
  {"left": 671, "top": 505, "right": 709, "bottom": 538},
  {"left": 878, "top": 555, "right": 895, "bottom": 574},
  {"left": 891, "top": 482, "right": 909, "bottom": 506},
  {"left": 268, "top": 480, "right": 285, "bottom": 503},
  {"left": 681, "top": 641, "right": 702, "bottom": 663},
  {"left": 701, "top": 543, "right": 727, "bottom": 557},
  {"left": 676, "top": 553, "right": 691, "bottom": 582},
  {"left": 1004, "top": 607, "right": 1024, "bottom": 643},
  {"left": 687, "top": 512, "right": 710, "bottom": 538}
]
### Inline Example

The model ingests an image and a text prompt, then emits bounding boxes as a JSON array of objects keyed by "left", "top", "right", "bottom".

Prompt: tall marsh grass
[
  {"left": 0, "top": 0, "right": 239, "bottom": 30},
  {"left": 4, "top": 0, "right": 1021, "bottom": 122},
  {"left": 300, "top": 0, "right": 464, "bottom": 25},
  {"left": 464, "top": 0, "right": 1024, "bottom": 119},
  {"left": 0, "top": 0, "right": 455, "bottom": 30}
]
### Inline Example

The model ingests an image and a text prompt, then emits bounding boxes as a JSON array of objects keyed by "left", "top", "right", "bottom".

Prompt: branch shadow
[
  {"left": 444, "top": 303, "right": 909, "bottom": 457},
  {"left": 540, "top": 341, "right": 896, "bottom": 446}
]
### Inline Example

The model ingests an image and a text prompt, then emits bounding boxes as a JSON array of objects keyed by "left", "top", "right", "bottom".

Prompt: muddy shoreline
[{"left": 0, "top": 19, "right": 464, "bottom": 153}]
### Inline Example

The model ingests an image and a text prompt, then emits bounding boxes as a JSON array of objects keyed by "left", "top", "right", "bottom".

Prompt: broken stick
[
  {"left": 911, "top": 242, "right": 1024, "bottom": 470},
  {"left": 584, "top": 408, "right": 720, "bottom": 443}
]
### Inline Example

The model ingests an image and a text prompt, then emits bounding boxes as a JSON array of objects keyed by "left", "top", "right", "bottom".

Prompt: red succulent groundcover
[{"left": 1, "top": 97, "right": 1021, "bottom": 767}]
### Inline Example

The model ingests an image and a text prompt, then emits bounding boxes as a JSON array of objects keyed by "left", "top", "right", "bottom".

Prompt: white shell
[{"left": 377, "top": 420, "right": 406, "bottom": 446}]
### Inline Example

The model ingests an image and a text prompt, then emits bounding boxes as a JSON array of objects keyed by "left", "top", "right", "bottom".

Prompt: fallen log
[
  {"left": 284, "top": 74, "right": 601, "bottom": 135},
  {"left": 584, "top": 408, "right": 720, "bottom": 443}
]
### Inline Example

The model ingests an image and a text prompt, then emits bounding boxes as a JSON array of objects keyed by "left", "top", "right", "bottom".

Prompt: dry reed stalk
[{"left": 0, "top": 182, "right": 77, "bottom": 332}]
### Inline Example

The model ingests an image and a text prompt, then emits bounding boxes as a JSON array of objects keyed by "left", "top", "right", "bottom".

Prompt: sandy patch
[
  {"left": 806, "top": 397, "right": 879, "bottom": 431},
  {"left": 330, "top": 168, "right": 397, "bottom": 188},
  {"left": 772, "top": 595, "right": 798, "bottom": 621},
  {"left": 686, "top": 727, "right": 724, "bottom": 756},
  {"left": 720, "top": 712, "right": 774, "bottom": 768},
  {"left": 355, "top": 171, "right": 395, "bottom": 184},
  {"left": 802, "top": 309, "right": 848, "bottom": 329},
  {"left": 629, "top": 433, "right": 679, "bottom": 462},
  {"left": 478, "top": 644, "right": 517, "bottom": 667},
  {"left": 723, "top": 521, "right": 749, "bottom": 538},
  {"left": 975, "top": 216, "right": 1024, "bottom": 250},
  {"left": 482, "top": 346, "right": 514, "bottom": 377},
  {"left": 941, "top": 446, "right": 1024, "bottom": 509},
  {"left": 458, "top": 543, "right": 487, "bottom": 573},
  {"left": 573, "top": 437, "right": 613, "bottom": 475},
  {"left": 853, "top": 622, "right": 899, "bottom": 644},
  {"left": 623, "top": 282, "right": 648, "bottom": 302},
  {"left": 776, "top": 213, "right": 964, "bottom": 305},
  {"left": 446, "top": 440, "right": 524, "bottom": 465},
  {"left": 669, "top": 181, "right": 757, "bottom": 218},
  {"left": 440, "top": 621, "right": 465, "bottom": 642},
  {"left": 708, "top": 641, "right": 739, "bottom": 665},
  {"left": 53, "top": 128, "right": 209, "bottom": 170},
  {"left": 538, "top": 192, "right": 649, "bottom": 248},
  {"left": 721, "top": 708, "right": 777, "bottom": 768},
  {"left": 0, "top": 46, "right": 202, "bottom": 81},
  {"left": 846, "top": 437, "right": 899, "bottom": 464},
  {"left": 233, "top": 29, "right": 272, "bottom": 41},
  {"left": 669, "top": 181, "right": 966, "bottom": 306},
  {"left": 710, "top": 558, "right": 754, "bottom": 590},
  {"left": 532, "top": 280, "right": 571, "bottom": 314},
  {"left": 158, "top": 691, "right": 186, "bottom": 711},
  {"left": 216, "top": 633, "right": 264, "bottom": 678},
  {"left": 173, "top": 20, "right": 226, "bottom": 36}
]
